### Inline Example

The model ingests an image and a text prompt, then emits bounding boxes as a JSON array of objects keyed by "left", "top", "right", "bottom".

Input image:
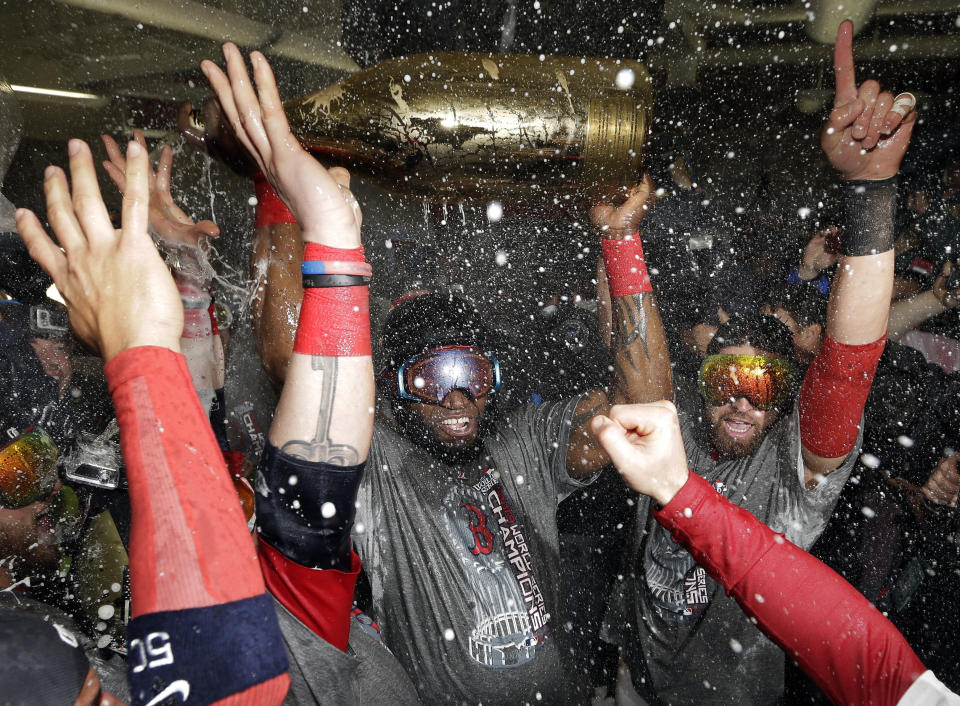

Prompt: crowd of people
[{"left": 1, "top": 19, "right": 959, "bottom": 706}]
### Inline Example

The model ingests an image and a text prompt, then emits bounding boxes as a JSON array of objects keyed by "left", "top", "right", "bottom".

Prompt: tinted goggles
[
  {"left": 698, "top": 354, "right": 795, "bottom": 412},
  {"left": 0, "top": 428, "right": 60, "bottom": 508},
  {"left": 396, "top": 346, "right": 502, "bottom": 403}
]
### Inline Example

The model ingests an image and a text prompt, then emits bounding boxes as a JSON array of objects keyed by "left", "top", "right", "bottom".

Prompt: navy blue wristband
[{"left": 126, "top": 593, "right": 287, "bottom": 706}]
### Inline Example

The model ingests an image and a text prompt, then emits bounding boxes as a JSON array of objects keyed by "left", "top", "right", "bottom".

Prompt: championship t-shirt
[
  {"left": 354, "top": 397, "right": 589, "bottom": 705},
  {"left": 605, "top": 406, "right": 860, "bottom": 706}
]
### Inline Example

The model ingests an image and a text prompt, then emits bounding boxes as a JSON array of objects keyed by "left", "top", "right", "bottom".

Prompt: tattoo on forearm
[
  {"left": 280, "top": 357, "right": 360, "bottom": 466},
  {"left": 571, "top": 399, "right": 605, "bottom": 430},
  {"left": 610, "top": 293, "right": 655, "bottom": 385},
  {"left": 613, "top": 294, "right": 649, "bottom": 356}
]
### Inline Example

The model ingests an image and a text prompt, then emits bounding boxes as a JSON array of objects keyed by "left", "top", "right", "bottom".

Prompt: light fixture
[
  {"left": 45, "top": 283, "right": 66, "bottom": 306},
  {"left": 11, "top": 84, "right": 102, "bottom": 102}
]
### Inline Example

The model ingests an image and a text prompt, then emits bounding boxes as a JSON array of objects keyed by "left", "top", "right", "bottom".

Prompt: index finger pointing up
[{"left": 833, "top": 20, "right": 858, "bottom": 107}]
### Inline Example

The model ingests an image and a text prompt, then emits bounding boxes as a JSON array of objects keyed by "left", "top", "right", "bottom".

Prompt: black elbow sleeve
[{"left": 255, "top": 443, "right": 364, "bottom": 571}]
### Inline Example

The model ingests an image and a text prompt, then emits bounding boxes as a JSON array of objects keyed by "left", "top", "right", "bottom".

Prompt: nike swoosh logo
[{"left": 144, "top": 680, "right": 191, "bottom": 706}]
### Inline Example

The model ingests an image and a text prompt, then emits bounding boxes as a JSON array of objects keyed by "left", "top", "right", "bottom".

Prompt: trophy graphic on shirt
[{"left": 443, "top": 471, "right": 548, "bottom": 667}]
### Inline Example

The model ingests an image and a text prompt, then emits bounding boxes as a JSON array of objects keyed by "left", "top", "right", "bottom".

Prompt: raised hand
[
  {"left": 821, "top": 20, "right": 917, "bottom": 181},
  {"left": 102, "top": 130, "right": 220, "bottom": 247},
  {"left": 590, "top": 401, "right": 689, "bottom": 505},
  {"left": 179, "top": 99, "right": 259, "bottom": 177},
  {"left": 932, "top": 260, "right": 960, "bottom": 309},
  {"left": 798, "top": 228, "right": 840, "bottom": 279},
  {"left": 14, "top": 140, "right": 183, "bottom": 361},
  {"left": 922, "top": 453, "right": 960, "bottom": 507},
  {"left": 589, "top": 173, "right": 654, "bottom": 240},
  {"left": 200, "top": 43, "right": 361, "bottom": 248}
]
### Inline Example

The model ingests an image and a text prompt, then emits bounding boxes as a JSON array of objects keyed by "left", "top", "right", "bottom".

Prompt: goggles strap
[
  {"left": 294, "top": 244, "right": 371, "bottom": 357},
  {"left": 601, "top": 232, "right": 653, "bottom": 298},
  {"left": 252, "top": 172, "right": 297, "bottom": 229}
]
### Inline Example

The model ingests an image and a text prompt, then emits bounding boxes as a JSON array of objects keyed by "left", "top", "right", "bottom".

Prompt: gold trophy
[{"left": 186, "top": 52, "right": 652, "bottom": 201}]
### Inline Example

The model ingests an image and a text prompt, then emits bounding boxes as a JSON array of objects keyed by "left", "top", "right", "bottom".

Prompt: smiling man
[
  {"left": 348, "top": 276, "right": 670, "bottom": 703},
  {"left": 701, "top": 315, "right": 797, "bottom": 460},
  {"left": 604, "top": 20, "right": 918, "bottom": 705}
]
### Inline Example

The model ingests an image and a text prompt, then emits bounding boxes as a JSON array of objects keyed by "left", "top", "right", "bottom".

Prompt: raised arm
[
  {"left": 591, "top": 403, "right": 956, "bottom": 706},
  {"left": 201, "top": 44, "right": 373, "bottom": 465},
  {"left": 799, "top": 20, "right": 917, "bottom": 484},
  {"left": 15, "top": 139, "right": 288, "bottom": 704},
  {"left": 201, "top": 44, "right": 373, "bottom": 649},
  {"left": 101, "top": 131, "right": 226, "bottom": 423},
  {"left": 180, "top": 97, "right": 303, "bottom": 387},
  {"left": 887, "top": 261, "right": 960, "bottom": 341},
  {"left": 565, "top": 177, "right": 674, "bottom": 477}
]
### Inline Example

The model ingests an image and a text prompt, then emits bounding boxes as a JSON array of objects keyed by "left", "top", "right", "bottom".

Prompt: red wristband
[
  {"left": 303, "top": 243, "right": 364, "bottom": 263},
  {"left": 294, "top": 244, "right": 371, "bottom": 357},
  {"left": 253, "top": 173, "right": 297, "bottom": 229},
  {"left": 601, "top": 233, "right": 652, "bottom": 298}
]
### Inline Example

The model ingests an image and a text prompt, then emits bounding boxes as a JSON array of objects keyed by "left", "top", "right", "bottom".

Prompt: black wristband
[
  {"left": 841, "top": 176, "right": 898, "bottom": 256},
  {"left": 302, "top": 273, "right": 371, "bottom": 288}
]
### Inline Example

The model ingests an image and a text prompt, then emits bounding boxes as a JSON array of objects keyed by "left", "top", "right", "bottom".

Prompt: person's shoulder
[
  {"left": 371, "top": 417, "right": 408, "bottom": 452},
  {"left": 498, "top": 395, "right": 581, "bottom": 434},
  {"left": 272, "top": 596, "right": 346, "bottom": 660},
  {"left": 674, "top": 402, "right": 703, "bottom": 443}
]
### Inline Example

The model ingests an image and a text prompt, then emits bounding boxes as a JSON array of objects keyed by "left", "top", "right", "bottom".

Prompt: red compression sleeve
[
  {"left": 799, "top": 334, "right": 886, "bottom": 458},
  {"left": 105, "top": 347, "right": 266, "bottom": 616},
  {"left": 655, "top": 473, "right": 925, "bottom": 706},
  {"left": 208, "top": 301, "right": 220, "bottom": 336},
  {"left": 600, "top": 233, "right": 653, "bottom": 298},
  {"left": 253, "top": 173, "right": 297, "bottom": 229},
  {"left": 258, "top": 538, "right": 360, "bottom": 652},
  {"left": 294, "top": 243, "right": 371, "bottom": 357}
]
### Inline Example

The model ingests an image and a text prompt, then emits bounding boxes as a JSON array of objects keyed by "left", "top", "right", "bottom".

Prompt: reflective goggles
[
  {"left": 698, "top": 354, "right": 795, "bottom": 412},
  {"left": 0, "top": 428, "right": 60, "bottom": 508},
  {"left": 396, "top": 346, "right": 502, "bottom": 403}
]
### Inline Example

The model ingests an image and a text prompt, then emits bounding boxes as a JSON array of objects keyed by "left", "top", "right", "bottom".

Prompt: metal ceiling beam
[
  {"left": 668, "top": 0, "right": 958, "bottom": 39},
  {"left": 806, "top": 0, "right": 881, "bottom": 43},
  {"left": 652, "top": 32, "right": 960, "bottom": 85},
  {"left": 53, "top": 0, "right": 359, "bottom": 72}
]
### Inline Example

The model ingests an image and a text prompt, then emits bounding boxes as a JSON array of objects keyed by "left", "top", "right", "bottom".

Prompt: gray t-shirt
[
  {"left": 605, "top": 406, "right": 859, "bottom": 706},
  {"left": 276, "top": 600, "right": 422, "bottom": 705},
  {"left": 354, "top": 397, "right": 588, "bottom": 705}
]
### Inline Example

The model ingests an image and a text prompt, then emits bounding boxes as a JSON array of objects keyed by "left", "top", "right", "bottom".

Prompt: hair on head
[
  {"left": 707, "top": 312, "right": 794, "bottom": 359},
  {"left": 380, "top": 292, "right": 496, "bottom": 370}
]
